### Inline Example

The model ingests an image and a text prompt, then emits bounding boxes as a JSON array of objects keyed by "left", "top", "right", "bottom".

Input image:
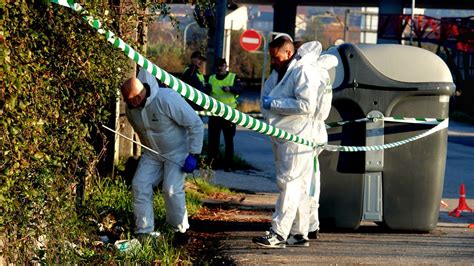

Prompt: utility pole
[
  {"left": 207, "top": 0, "right": 227, "bottom": 74},
  {"left": 344, "top": 9, "right": 349, "bottom": 42},
  {"left": 215, "top": 0, "right": 226, "bottom": 60},
  {"left": 410, "top": 0, "right": 415, "bottom": 45}
]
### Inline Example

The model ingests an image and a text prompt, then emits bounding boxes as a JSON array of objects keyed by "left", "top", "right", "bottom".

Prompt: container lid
[{"left": 357, "top": 44, "right": 453, "bottom": 83}]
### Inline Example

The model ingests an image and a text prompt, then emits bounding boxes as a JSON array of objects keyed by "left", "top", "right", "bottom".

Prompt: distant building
[
  {"left": 169, "top": 4, "right": 195, "bottom": 25},
  {"left": 225, "top": 6, "right": 248, "bottom": 31},
  {"left": 247, "top": 5, "right": 273, "bottom": 33},
  {"left": 360, "top": 7, "right": 378, "bottom": 44},
  {"left": 223, "top": 6, "right": 248, "bottom": 62},
  {"left": 295, "top": 7, "right": 309, "bottom": 38}
]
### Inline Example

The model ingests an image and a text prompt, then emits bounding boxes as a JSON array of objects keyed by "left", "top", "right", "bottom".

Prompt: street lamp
[
  {"left": 183, "top": 21, "right": 197, "bottom": 51},
  {"left": 160, "top": 29, "right": 175, "bottom": 42}
]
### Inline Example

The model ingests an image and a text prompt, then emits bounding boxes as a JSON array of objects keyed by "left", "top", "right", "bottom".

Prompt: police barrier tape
[
  {"left": 50, "top": 0, "right": 317, "bottom": 149},
  {"left": 49, "top": 0, "right": 449, "bottom": 152},
  {"left": 325, "top": 118, "right": 448, "bottom": 152},
  {"left": 199, "top": 111, "right": 444, "bottom": 128},
  {"left": 197, "top": 111, "right": 264, "bottom": 118},
  {"left": 200, "top": 110, "right": 449, "bottom": 152},
  {"left": 325, "top": 116, "right": 445, "bottom": 128}
]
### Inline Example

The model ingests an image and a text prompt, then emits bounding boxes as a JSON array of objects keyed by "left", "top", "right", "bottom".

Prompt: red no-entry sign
[{"left": 240, "top": 29, "right": 262, "bottom": 52}]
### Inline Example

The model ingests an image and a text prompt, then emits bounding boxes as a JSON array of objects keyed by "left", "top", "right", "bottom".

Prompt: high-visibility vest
[
  {"left": 183, "top": 66, "right": 206, "bottom": 86},
  {"left": 208, "top": 72, "right": 238, "bottom": 108},
  {"left": 197, "top": 73, "right": 205, "bottom": 85}
]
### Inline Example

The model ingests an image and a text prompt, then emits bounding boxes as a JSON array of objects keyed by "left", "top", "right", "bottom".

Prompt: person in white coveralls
[
  {"left": 253, "top": 36, "right": 337, "bottom": 248},
  {"left": 307, "top": 46, "right": 338, "bottom": 240},
  {"left": 121, "top": 68, "right": 204, "bottom": 246}
]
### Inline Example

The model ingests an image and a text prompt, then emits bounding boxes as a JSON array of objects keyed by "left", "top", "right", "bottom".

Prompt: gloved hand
[
  {"left": 262, "top": 96, "right": 273, "bottom": 110},
  {"left": 182, "top": 154, "right": 198, "bottom": 173}
]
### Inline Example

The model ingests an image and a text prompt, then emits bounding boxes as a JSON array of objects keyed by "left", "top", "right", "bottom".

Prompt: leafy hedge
[{"left": 1, "top": 0, "right": 130, "bottom": 262}]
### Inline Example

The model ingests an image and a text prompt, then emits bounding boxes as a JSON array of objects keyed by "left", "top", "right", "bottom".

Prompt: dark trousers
[{"left": 207, "top": 116, "right": 236, "bottom": 169}]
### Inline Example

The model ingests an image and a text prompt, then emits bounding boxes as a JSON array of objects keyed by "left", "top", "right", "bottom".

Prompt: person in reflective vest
[
  {"left": 207, "top": 58, "right": 242, "bottom": 171},
  {"left": 182, "top": 51, "right": 211, "bottom": 110}
]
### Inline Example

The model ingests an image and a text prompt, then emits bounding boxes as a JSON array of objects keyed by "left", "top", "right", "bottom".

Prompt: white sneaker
[
  {"left": 148, "top": 231, "right": 161, "bottom": 238},
  {"left": 252, "top": 229, "right": 286, "bottom": 248},
  {"left": 135, "top": 231, "right": 161, "bottom": 244},
  {"left": 286, "top": 234, "right": 309, "bottom": 247}
]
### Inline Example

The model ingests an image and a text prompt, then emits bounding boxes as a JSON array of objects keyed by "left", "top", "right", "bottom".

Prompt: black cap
[
  {"left": 191, "top": 51, "right": 206, "bottom": 61},
  {"left": 216, "top": 58, "right": 227, "bottom": 66}
]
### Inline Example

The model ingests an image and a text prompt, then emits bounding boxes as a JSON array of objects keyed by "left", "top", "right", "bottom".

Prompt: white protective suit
[
  {"left": 261, "top": 41, "right": 334, "bottom": 238},
  {"left": 126, "top": 68, "right": 204, "bottom": 234},
  {"left": 307, "top": 48, "right": 338, "bottom": 232}
]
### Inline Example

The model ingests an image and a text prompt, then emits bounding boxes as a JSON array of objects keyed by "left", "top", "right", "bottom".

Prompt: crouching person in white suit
[{"left": 120, "top": 68, "right": 204, "bottom": 246}]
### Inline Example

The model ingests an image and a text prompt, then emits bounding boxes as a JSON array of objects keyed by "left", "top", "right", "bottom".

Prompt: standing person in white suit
[
  {"left": 253, "top": 36, "right": 335, "bottom": 248},
  {"left": 121, "top": 68, "right": 204, "bottom": 246},
  {"left": 286, "top": 40, "right": 338, "bottom": 241},
  {"left": 307, "top": 49, "right": 338, "bottom": 240}
]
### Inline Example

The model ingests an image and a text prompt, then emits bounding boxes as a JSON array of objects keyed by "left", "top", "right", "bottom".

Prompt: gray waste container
[{"left": 320, "top": 43, "right": 455, "bottom": 231}]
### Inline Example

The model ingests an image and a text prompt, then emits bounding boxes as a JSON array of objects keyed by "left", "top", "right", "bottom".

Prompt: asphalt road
[
  {"left": 219, "top": 224, "right": 474, "bottom": 264},
  {"left": 202, "top": 119, "right": 474, "bottom": 264},
  {"left": 444, "top": 121, "right": 474, "bottom": 198}
]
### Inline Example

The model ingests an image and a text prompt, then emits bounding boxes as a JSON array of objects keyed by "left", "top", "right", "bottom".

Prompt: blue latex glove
[
  {"left": 262, "top": 96, "right": 272, "bottom": 110},
  {"left": 182, "top": 154, "right": 198, "bottom": 173}
]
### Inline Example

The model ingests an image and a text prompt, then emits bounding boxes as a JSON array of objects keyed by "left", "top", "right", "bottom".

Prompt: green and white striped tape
[
  {"left": 197, "top": 111, "right": 263, "bottom": 118},
  {"left": 49, "top": 0, "right": 449, "bottom": 153},
  {"left": 50, "top": 0, "right": 317, "bottom": 149},
  {"left": 383, "top": 116, "right": 444, "bottom": 124},
  {"left": 324, "top": 116, "right": 449, "bottom": 152},
  {"left": 326, "top": 116, "right": 445, "bottom": 129},
  {"left": 199, "top": 110, "right": 444, "bottom": 129}
]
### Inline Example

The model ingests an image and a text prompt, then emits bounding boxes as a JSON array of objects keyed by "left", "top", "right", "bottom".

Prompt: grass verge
[{"left": 64, "top": 175, "right": 233, "bottom": 263}]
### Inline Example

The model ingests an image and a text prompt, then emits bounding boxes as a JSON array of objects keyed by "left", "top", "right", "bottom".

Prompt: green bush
[
  {"left": 1, "top": 1, "right": 128, "bottom": 262},
  {"left": 1, "top": 0, "right": 227, "bottom": 263},
  {"left": 147, "top": 43, "right": 186, "bottom": 73}
]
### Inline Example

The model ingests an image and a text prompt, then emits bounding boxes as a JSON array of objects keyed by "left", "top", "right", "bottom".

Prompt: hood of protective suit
[
  {"left": 294, "top": 41, "right": 322, "bottom": 67},
  {"left": 295, "top": 41, "right": 338, "bottom": 72},
  {"left": 311, "top": 46, "right": 338, "bottom": 144}
]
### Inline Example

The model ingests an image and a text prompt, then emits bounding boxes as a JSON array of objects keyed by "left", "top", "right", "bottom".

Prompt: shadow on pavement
[
  {"left": 190, "top": 219, "right": 270, "bottom": 232},
  {"left": 448, "top": 135, "right": 474, "bottom": 147}
]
